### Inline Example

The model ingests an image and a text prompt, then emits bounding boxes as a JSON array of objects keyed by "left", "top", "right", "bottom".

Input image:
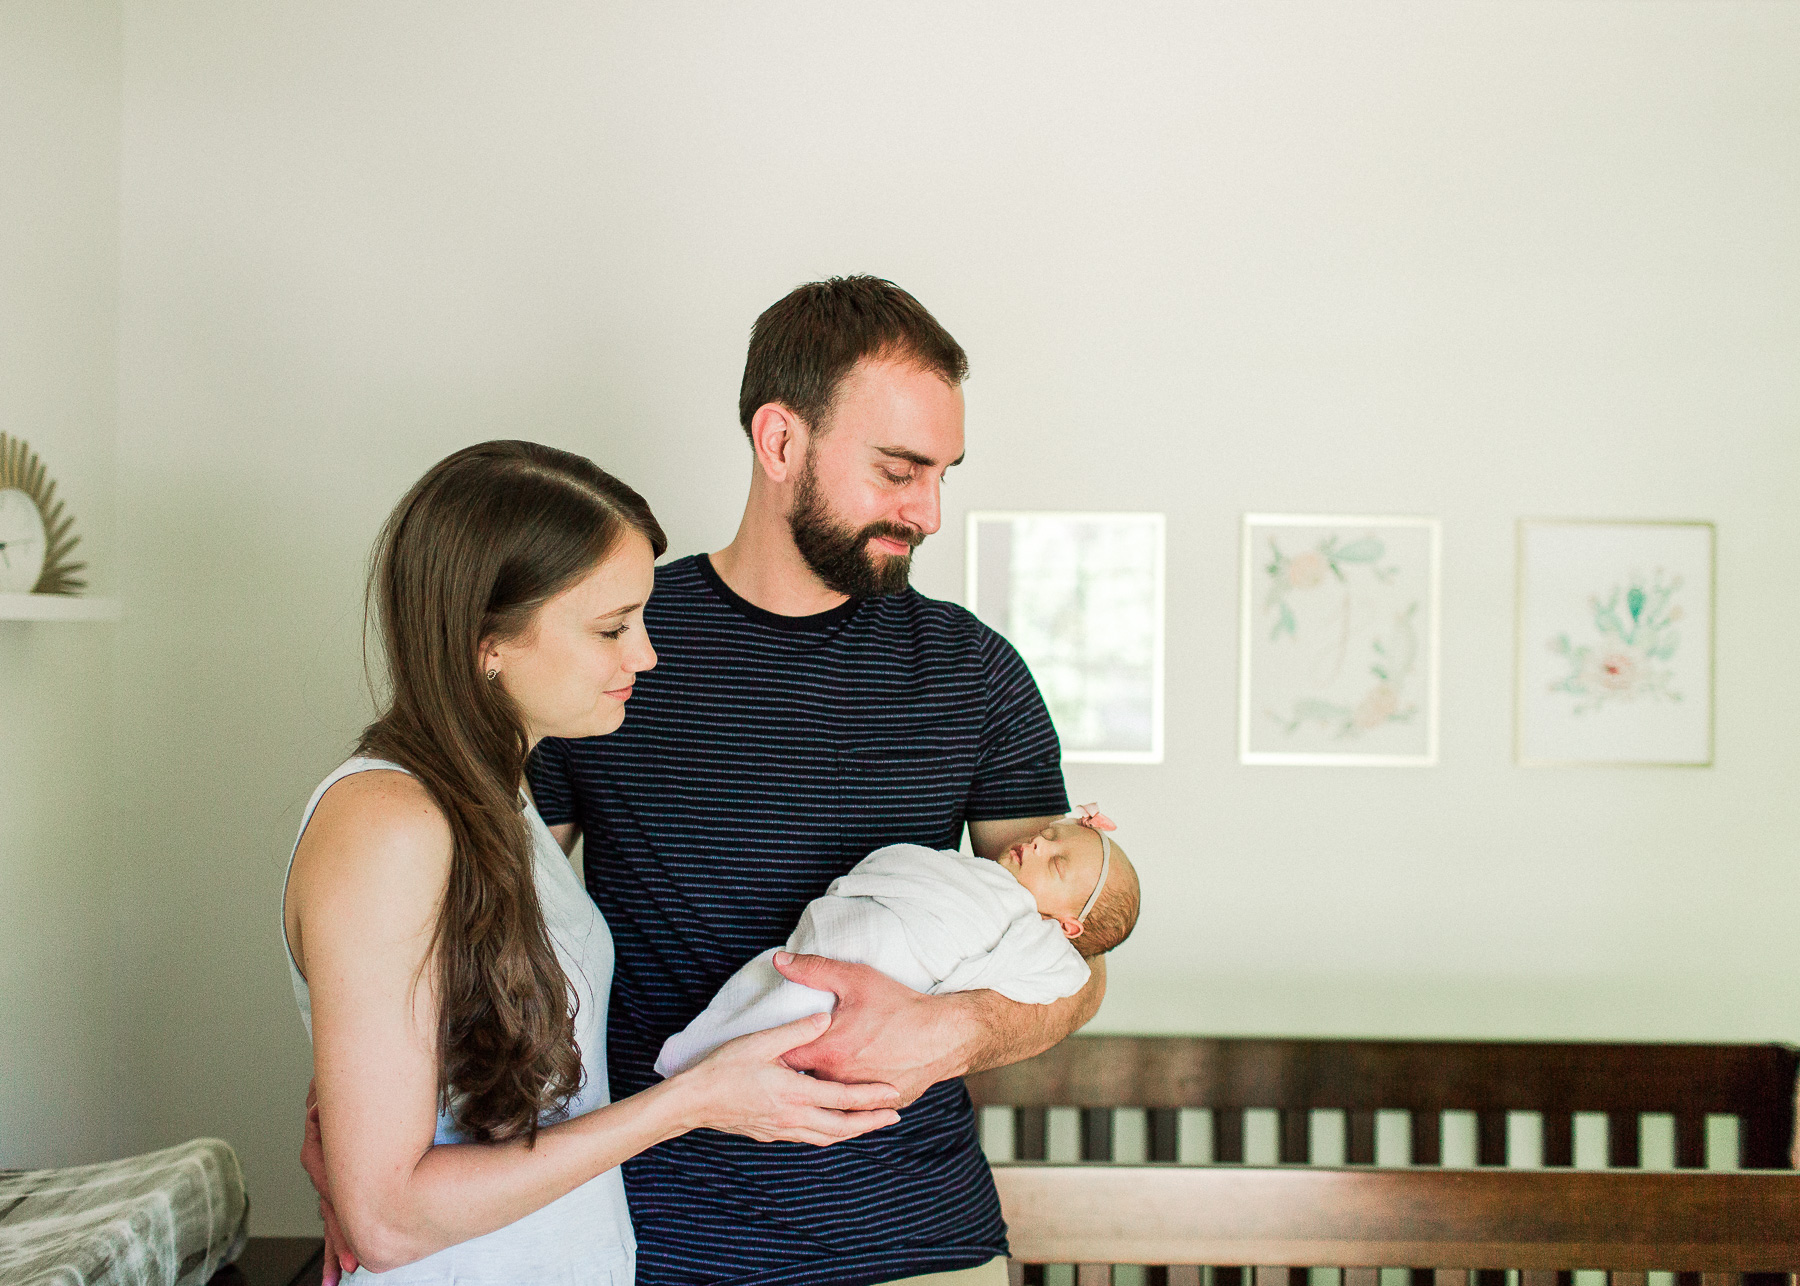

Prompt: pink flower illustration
[
  {"left": 1352, "top": 683, "right": 1400, "bottom": 730},
  {"left": 1593, "top": 651, "right": 1639, "bottom": 692},
  {"left": 1286, "top": 551, "right": 1328, "bottom": 589}
]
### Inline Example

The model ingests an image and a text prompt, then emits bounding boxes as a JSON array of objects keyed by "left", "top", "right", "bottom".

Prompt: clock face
[{"left": 0, "top": 487, "right": 48, "bottom": 593}]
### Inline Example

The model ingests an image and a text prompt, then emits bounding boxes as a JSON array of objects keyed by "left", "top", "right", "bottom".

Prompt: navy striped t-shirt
[{"left": 527, "top": 553, "right": 1068, "bottom": 1286}]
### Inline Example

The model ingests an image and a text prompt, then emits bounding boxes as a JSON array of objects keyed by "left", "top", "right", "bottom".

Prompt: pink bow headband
[{"left": 1068, "top": 803, "right": 1116, "bottom": 922}]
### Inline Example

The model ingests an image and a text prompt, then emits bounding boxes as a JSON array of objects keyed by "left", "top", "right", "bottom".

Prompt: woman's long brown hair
[{"left": 358, "top": 440, "right": 666, "bottom": 1144}]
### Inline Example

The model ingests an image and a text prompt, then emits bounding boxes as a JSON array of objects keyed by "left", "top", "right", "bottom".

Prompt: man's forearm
[{"left": 956, "top": 955, "right": 1106, "bottom": 1077}]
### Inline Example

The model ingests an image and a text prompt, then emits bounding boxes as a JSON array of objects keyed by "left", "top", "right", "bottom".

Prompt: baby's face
[{"left": 997, "top": 821, "right": 1106, "bottom": 930}]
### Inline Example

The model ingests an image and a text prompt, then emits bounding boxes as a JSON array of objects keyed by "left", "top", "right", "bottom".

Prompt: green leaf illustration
[{"left": 1334, "top": 537, "right": 1386, "bottom": 563}]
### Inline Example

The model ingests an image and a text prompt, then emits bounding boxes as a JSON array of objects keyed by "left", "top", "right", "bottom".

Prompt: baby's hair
[{"left": 1076, "top": 841, "right": 1139, "bottom": 958}]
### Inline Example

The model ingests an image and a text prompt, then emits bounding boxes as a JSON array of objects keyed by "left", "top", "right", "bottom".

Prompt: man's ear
[{"left": 748, "top": 402, "right": 809, "bottom": 485}]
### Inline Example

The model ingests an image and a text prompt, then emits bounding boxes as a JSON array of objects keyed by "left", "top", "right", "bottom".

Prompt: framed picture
[
  {"left": 966, "top": 511, "right": 1164, "bottom": 763},
  {"left": 1239, "top": 514, "right": 1441, "bottom": 766},
  {"left": 1515, "top": 519, "right": 1715, "bottom": 767}
]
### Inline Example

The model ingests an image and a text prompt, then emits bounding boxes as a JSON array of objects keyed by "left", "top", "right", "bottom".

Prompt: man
[
  {"left": 536, "top": 277, "right": 1099, "bottom": 1286},
  {"left": 312, "top": 277, "right": 1102, "bottom": 1285}
]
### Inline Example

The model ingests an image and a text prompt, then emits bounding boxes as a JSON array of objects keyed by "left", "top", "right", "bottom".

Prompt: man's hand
[
  {"left": 772, "top": 953, "right": 978, "bottom": 1105},
  {"left": 775, "top": 947, "right": 1107, "bottom": 1105},
  {"left": 302, "top": 1081, "right": 359, "bottom": 1285}
]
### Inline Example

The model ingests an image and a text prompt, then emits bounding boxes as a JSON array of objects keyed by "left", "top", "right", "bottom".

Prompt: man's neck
[{"left": 710, "top": 513, "right": 850, "bottom": 619}]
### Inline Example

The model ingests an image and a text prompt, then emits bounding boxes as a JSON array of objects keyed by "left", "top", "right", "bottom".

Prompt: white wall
[
  {"left": 0, "top": 0, "right": 122, "bottom": 1169},
  {"left": 98, "top": 0, "right": 1800, "bottom": 1233}
]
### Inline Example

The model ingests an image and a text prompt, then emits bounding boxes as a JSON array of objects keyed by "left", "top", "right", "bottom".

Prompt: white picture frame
[
  {"left": 965, "top": 511, "right": 1165, "bottom": 764},
  {"left": 1515, "top": 519, "right": 1715, "bottom": 767},
  {"left": 1239, "top": 513, "right": 1442, "bottom": 767}
]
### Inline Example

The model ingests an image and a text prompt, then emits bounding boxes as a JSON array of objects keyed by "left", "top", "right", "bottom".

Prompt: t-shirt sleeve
[
  {"left": 526, "top": 736, "right": 579, "bottom": 827},
  {"left": 966, "top": 626, "right": 1069, "bottom": 822}
]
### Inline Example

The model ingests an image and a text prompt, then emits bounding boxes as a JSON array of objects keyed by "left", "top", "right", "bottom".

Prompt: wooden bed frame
[{"left": 966, "top": 1035, "right": 1800, "bottom": 1284}]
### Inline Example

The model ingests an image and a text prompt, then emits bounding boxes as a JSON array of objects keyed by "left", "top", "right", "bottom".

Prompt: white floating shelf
[{"left": 0, "top": 593, "right": 122, "bottom": 621}]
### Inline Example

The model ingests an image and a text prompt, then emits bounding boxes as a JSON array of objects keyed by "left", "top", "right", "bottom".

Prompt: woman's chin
[
  {"left": 540, "top": 706, "right": 627, "bottom": 743},
  {"left": 588, "top": 705, "right": 629, "bottom": 737}
]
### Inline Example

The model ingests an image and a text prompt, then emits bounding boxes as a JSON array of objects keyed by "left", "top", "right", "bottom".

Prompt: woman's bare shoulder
[{"left": 293, "top": 770, "right": 454, "bottom": 910}]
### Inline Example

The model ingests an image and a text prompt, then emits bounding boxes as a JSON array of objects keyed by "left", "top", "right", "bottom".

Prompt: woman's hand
[
  {"left": 301, "top": 1080, "right": 361, "bottom": 1286},
  {"left": 670, "top": 1013, "right": 903, "bottom": 1146}
]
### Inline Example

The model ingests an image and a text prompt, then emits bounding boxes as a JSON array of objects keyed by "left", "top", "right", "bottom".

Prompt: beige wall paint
[
  {"left": 95, "top": 0, "right": 1800, "bottom": 1233},
  {"left": 0, "top": 0, "right": 122, "bottom": 1168}
]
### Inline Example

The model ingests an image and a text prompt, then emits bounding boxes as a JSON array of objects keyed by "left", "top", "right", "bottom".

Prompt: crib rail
[
  {"left": 994, "top": 1164, "right": 1800, "bottom": 1278},
  {"left": 967, "top": 1036, "right": 1800, "bottom": 1169}
]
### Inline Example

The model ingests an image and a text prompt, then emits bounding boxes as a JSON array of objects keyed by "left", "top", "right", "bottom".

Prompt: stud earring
[{"left": 485, "top": 668, "right": 499, "bottom": 682}]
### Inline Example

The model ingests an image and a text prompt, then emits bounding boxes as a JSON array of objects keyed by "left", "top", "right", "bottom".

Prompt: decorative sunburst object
[{"left": 0, "top": 433, "right": 86, "bottom": 595}]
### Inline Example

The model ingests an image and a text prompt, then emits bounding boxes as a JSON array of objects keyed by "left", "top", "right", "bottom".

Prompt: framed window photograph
[
  {"left": 1515, "top": 519, "right": 1715, "bottom": 767},
  {"left": 966, "top": 511, "right": 1164, "bottom": 763},
  {"left": 1239, "top": 513, "right": 1441, "bottom": 766}
]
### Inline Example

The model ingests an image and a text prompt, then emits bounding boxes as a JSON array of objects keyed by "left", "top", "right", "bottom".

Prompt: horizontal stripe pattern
[{"left": 528, "top": 554, "right": 1066, "bottom": 1286}]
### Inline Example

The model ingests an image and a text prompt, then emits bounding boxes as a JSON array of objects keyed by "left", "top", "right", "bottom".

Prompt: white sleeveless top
[{"left": 284, "top": 757, "right": 635, "bottom": 1285}]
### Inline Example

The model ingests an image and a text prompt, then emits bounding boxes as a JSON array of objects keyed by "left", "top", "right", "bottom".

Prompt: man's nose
[{"left": 899, "top": 477, "right": 942, "bottom": 537}]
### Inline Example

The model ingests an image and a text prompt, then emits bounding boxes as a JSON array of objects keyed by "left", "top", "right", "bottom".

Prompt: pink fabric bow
[{"left": 1071, "top": 802, "right": 1116, "bottom": 833}]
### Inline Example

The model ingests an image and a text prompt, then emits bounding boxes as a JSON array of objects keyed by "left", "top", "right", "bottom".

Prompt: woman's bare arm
[{"left": 287, "top": 773, "right": 898, "bottom": 1273}]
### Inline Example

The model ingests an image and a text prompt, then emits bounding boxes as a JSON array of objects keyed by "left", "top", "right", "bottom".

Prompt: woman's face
[{"left": 484, "top": 530, "right": 658, "bottom": 745}]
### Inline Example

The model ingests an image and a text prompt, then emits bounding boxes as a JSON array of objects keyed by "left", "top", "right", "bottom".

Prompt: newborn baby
[{"left": 654, "top": 804, "right": 1141, "bottom": 1077}]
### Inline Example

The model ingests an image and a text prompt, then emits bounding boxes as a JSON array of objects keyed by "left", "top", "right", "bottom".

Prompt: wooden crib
[{"left": 965, "top": 1035, "right": 1800, "bottom": 1285}]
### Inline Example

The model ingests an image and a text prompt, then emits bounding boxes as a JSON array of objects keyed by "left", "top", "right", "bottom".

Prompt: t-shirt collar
[{"left": 694, "top": 554, "right": 866, "bottom": 633}]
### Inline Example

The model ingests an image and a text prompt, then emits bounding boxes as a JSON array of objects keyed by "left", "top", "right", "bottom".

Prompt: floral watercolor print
[
  {"left": 1240, "top": 515, "right": 1439, "bottom": 765},
  {"left": 967, "top": 511, "right": 1164, "bottom": 763},
  {"left": 1516, "top": 521, "right": 1713, "bottom": 765}
]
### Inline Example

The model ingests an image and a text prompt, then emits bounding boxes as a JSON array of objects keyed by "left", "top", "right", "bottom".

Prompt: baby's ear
[{"left": 1053, "top": 914, "right": 1084, "bottom": 941}]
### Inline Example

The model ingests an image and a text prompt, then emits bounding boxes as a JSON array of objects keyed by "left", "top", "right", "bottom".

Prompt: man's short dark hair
[{"left": 738, "top": 276, "right": 969, "bottom": 440}]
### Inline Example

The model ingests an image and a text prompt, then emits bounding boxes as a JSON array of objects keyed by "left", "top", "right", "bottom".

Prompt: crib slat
[
  {"left": 1167, "top": 1268, "right": 1202, "bottom": 1286},
  {"left": 1008, "top": 1261, "right": 1025, "bottom": 1286},
  {"left": 1478, "top": 1111, "right": 1507, "bottom": 1166},
  {"left": 1744, "top": 1110, "right": 1790, "bottom": 1170},
  {"left": 1349, "top": 1110, "right": 1377, "bottom": 1165},
  {"left": 1610, "top": 1112, "right": 1642, "bottom": 1168},
  {"left": 1077, "top": 1264, "right": 1111, "bottom": 1286},
  {"left": 1280, "top": 1109, "right": 1309, "bottom": 1164},
  {"left": 1611, "top": 1272, "right": 1647, "bottom": 1286},
  {"left": 1521, "top": 1271, "right": 1557, "bottom": 1286},
  {"left": 1412, "top": 1110, "right": 1442, "bottom": 1166},
  {"left": 1346, "top": 1269, "right": 1380, "bottom": 1286},
  {"left": 1700, "top": 1275, "right": 1736, "bottom": 1286},
  {"left": 1437, "top": 1270, "right": 1468, "bottom": 1286},
  {"left": 1083, "top": 1108, "right": 1114, "bottom": 1162},
  {"left": 1016, "top": 1107, "right": 1048, "bottom": 1162},
  {"left": 1216, "top": 1109, "right": 1246, "bottom": 1164},
  {"left": 1149, "top": 1108, "right": 1179, "bottom": 1163},
  {"left": 1544, "top": 1114, "right": 1574, "bottom": 1167},
  {"left": 1476, "top": 1270, "right": 1507, "bottom": 1286},
  {"left": 1675, "top": 1115, "right": 1706, "bottom": 1169}
]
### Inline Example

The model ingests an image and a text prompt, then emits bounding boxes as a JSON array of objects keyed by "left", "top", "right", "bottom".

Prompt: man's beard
[{"left": 789, "top": 452, "right": 923, "bottom": 598}]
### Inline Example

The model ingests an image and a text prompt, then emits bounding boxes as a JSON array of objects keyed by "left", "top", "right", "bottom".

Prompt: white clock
[{"left": 0, "top": 487, "right": 48, "bottom": 593}]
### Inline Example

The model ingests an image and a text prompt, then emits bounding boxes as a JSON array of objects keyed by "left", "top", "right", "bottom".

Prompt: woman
[{"left": 282, "top": 442, "right": 900, "bottom": 1284}]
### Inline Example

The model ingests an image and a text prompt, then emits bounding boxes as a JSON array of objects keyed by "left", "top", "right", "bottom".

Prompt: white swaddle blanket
[{"left": 655, "top": 843, "right": 1091, "bottom": 1077}]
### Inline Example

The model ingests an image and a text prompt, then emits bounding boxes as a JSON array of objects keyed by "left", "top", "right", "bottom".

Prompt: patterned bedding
[{"left": 0, "top": 1138, "right": 248, "bottom": 1286}]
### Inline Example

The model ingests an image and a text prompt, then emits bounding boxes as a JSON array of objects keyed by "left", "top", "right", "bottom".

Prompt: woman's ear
[{"left": 478, "top": 639, "right": 503, "bottom": 682}]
